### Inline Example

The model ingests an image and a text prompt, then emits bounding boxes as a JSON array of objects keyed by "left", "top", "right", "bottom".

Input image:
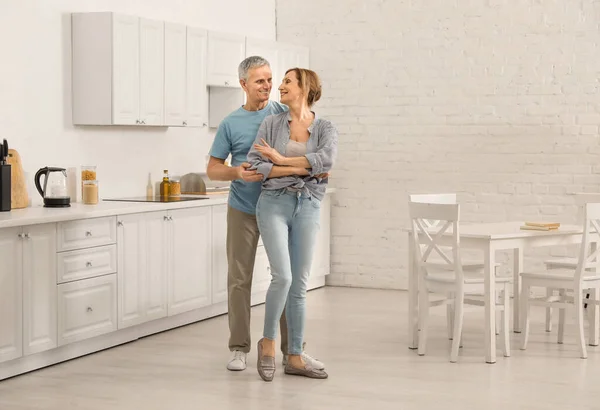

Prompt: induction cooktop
[{"left": 103, "top": 196, "right": 209, "bottom": 203}]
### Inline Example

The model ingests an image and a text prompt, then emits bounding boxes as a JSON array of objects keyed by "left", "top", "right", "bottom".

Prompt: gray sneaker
[
  {"left": 227, "top": 350, "right": 247, "bottom": 371},
  {"left": 283, "top": 351, "right": 325, "bottom": 370}
]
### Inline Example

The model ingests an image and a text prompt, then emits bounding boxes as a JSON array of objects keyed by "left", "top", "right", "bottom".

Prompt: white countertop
[{"left": 0, "top": 188, "right": 336, "bottom": 229}]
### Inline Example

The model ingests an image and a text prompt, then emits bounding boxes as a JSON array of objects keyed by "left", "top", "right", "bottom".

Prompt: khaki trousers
[{"left": 227, "top": 206, "right": 289, "bottom": 354}]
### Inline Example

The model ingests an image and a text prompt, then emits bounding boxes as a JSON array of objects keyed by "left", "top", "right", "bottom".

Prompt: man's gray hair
[{"left": 238, "top": 56, "right": 270, "bottom": 81}]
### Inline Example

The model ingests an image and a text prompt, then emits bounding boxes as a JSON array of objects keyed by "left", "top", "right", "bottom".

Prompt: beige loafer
[
  {"left": 284, "top": 363, "right": 328, "bottom": 379},
  {"left": 257, "top": 338, "right": 276, "bottom": 382}
]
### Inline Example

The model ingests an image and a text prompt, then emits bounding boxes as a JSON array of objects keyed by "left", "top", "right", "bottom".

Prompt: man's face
[{"left": 240, "top": 65, "right": 272, "bottom": 105}]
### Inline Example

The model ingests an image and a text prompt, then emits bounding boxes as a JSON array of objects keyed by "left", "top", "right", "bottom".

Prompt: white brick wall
[{"left": 276, "top": 0, "right": 600, "bottom": 289}]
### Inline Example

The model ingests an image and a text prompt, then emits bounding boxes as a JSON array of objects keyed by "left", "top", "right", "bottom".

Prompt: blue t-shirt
[{"left": 209, "top": 100, "right": 287, "bottom": 215}]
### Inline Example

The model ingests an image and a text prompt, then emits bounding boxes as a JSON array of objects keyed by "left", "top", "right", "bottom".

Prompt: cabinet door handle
[
  {"left": 17, "top": 233, "right": 24, "bottom": 239},
  {"left": 24, "top": 233, "right": 30, "bottom": 239},
  {"left": 141, "top": 120, "right": 146, "bottom": 125},
  {"left": 202, "top": 123, "right": 207, "bottom": 127},
  {"left": 164, "top": 215, "right": 169, "bottom": 221},
  {"left": 86, "top": 231, "right": 93, "bottom": 237},
  {"left": 117, "top": 221, "right": 123, "bottom": 227},
  {"left": 86, "top": 307, "right": 93, "bottom": 313},
  {"left": 86, "top": 261, "right": 93, "bottom": 268},
  {"left": 136, "top": 119, "right": 141, "bottom": 124},
  {"left": 182, "top": 121, "right": 187, "bottom": 126},
  {"left": 224, "top": 81, "right": 229, "bottom": 86}
]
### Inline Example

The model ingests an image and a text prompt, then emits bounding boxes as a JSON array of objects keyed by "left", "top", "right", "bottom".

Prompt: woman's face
[{"left": 278, "top": 70, "right": 303, "bottom": 106}]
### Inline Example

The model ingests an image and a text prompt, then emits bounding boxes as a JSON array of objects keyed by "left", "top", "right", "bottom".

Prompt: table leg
[
  {"left": 513, "top": 247, "right": 523, "bottom": 333},
  {"left": 589, "top": 242, "right": 599, "bottom": 346},
  {"left": 484, "top": 243, "right": 497, "bottom": 364},
  {"left": 408, "top": 233, "right": 418, "bottom": 349}
]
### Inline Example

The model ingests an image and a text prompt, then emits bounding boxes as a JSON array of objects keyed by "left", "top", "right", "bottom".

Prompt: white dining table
[{"left": 407, "top": 221, "right": 597, "bottom": 363}]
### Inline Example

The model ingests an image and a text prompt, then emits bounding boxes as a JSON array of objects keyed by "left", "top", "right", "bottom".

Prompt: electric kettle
[{"left": 35, "top": 166, "right": 71, "bottom": 207}]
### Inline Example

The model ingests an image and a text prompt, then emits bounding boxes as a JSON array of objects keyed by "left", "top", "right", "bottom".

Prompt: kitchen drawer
[
  {"left": 57, "top": 217, "right": 116, "bottom": 252},
  {"left": 57, "top": 244, "right": 117, "bottom": 284},
  {"left": 57, "top": 274, "right": 117, "bottom": 346}
]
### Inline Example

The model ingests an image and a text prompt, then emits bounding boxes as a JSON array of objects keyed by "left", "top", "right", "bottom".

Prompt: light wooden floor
[{"left": 2, "top": 287, "right": 600, "bottom": 409}]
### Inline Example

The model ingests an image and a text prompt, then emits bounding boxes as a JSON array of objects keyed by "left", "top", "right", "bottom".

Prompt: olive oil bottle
[{"left": 160, "top": 169, "right": 170, "bottom": 197}]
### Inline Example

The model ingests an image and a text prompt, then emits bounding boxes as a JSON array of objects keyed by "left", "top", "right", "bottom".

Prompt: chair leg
[
  {"left": 521, "top": 282, "right": 531, "bottom": 350},
  {"left": 502, "top": 283, "right": 511, "bottom": 357},
  {"left": 558, "top": 289, "right": 566, "bottom": 344},
  {"left": 545, "top": 288, "right": 553, "bottom": 332},
  {"left": 584, "top": 288, "right": 600, "bottom": 347},
  {"left": 575, "top": 289, "right": 588, "bottom": 359},
  {"left": 495, "top": 290, "right": 502, "bottom": 336},
  {"left": 450, "top": 290, "right": 464, "bottom": 363},
  {"left": 417, "top": 278, "right": 430, "bottom": 356},
  {"left": 447, "top": 296, "right": 454, "bottom": 340}
]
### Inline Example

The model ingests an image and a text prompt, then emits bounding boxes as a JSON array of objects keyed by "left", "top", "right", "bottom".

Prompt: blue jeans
[{"left": 256, "top": 188, "right": 321, "bottom": 355}]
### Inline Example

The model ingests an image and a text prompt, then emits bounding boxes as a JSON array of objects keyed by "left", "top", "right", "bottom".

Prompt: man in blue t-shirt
[{"left": 207, "top": 56, "right": 324, "bottom": 372}]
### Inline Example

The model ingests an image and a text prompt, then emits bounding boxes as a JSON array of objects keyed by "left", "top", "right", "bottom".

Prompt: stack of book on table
[{"left": 520, "top": 222, "right": 561, "bottom": 231}]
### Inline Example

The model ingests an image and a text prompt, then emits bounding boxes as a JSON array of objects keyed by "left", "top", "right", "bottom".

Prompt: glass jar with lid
[
  {"left": 82, "top": 180, "right": 99, "bottom": 205},
  {"left": 170, "top": 178, "right": 181, "bottom": 196},
  {"left": 81, "top": 166, "right": 97, "bottom": 200}
]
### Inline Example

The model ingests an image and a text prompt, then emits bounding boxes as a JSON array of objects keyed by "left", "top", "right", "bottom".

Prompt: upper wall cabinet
[
  {"left": 164, "top": 23, "right": 208, "bottom": 127},
  {"left": 277, "top": 43, "right": 309, "bottom": 81},
  {"left": 72, "top": 12, "right": 165, "bottom": 126},
  {"left": 207, "top": 31, "right": 245, "bottom": 88}
]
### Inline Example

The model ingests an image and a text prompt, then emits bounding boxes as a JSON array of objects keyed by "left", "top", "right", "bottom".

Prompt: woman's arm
[
  {"left": 246, "top": 119, "right": 275, "bottom": 181},
  {"left": 279, "top": 156, "right": 311, "bottom": 168},
  {"left": 304, "top": 121, "right": 338, "bottom": 177},
  {"left": 267, "top": 166, "right": 310, "bottom": 178}
]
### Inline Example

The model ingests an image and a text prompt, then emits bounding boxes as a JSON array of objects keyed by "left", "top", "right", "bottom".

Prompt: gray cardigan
[{"left": 247, "top": 111, "right": 338, "bottom": 201}]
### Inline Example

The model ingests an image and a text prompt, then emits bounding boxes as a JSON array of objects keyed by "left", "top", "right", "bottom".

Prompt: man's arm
[
  {"left": 207, "top": 157, "right": 263, "bottom": 183},
  {"left": 206, "top": 157, "right": 241, "bottom": 181}
]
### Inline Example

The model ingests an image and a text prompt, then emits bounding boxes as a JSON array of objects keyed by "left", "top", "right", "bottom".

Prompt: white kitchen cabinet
[
  {"left": 111, "top": 13, "right": 140, "bottom": 125},
  {"left": 245, "top": 37, "right": 280, "bottom": 101},
  {"left": 139, "top": 18, "right": 165, "bottom": 125},
  {"left": 0, "top": 224, "right": 57, "bottom": 362},
  {"left": 117, "top": 212, "right": 168, "bottom": 329},
  {"left": 168, "top": 207, "right": 212, "bottom": 315},
  {"left": 186, "top": 27, "right": 208, "bottom": 127},
  {"left": 57, "top": 245, "right": 117, "bottom": 284},
  {"left": 57, "top": 274, "right": 117, "bottom": 346},
  {"left": 0, "top": 227, "right": 23, "bottom": 364},
  {"left": 72, "top": 12, "right": 165, "bottom": 126},
  {"left": 211, "top": 205, "right": 228, "bottom": 304},
  {"left": 57, "top": 216, "right": 116, "bottom": 252},
  {"left": 164, "top": 24, "right": 208, "bottom": 127},
  {"left": 164, "top": 22, "right": 187, "bottom": 126},
  {"left": 207, "top": 31, "right": 246, "bottom": 87},
  {"left": 23, "top": 224, "right": 58, "bottom": 356},
  {"left": 277, "top": 43, "right": 309, "bottom": 87}
]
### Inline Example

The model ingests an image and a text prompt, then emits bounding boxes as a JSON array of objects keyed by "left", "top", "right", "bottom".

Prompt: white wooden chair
[
  {"left": 409, "top": 193, "right": 503, "bottom": 337},
  {"left": 520, "top": 203, "right": 600, "bottom": 359},
  {"left": 542, "top": 258, "right": 596, "bottom": 332},
  {"left": 409, "top": 201, "right": 512, "bottom": 362}
]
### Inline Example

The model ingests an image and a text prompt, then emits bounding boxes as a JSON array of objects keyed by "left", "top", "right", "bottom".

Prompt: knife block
[{"left": 7, "top": 149, "right": 28, "bottom": 209}]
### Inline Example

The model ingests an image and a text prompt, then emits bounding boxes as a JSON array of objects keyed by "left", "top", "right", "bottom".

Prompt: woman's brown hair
[{"left": 285, "top": 68, "right": 322, "bottom": 107}]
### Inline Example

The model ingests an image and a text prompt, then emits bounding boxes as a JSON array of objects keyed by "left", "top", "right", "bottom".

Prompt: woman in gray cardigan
[{"left": 246, "top": 68, "right": 338, "bottom": 381}]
